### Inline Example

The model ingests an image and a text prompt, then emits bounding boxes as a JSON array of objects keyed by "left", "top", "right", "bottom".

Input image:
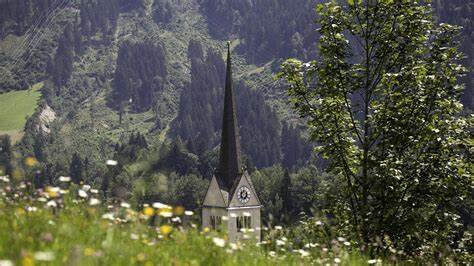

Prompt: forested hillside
[
  {"left": 0, "top": 0, "right": 472, "bottom": 229},
  {"left": 0, "top": 0, "right": 472, "bottom": 264}
]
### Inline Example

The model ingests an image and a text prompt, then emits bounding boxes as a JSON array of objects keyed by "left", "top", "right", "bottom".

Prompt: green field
[
  {"left": 0, "top": 180, "right": 371, "bottom": 266},
  {"left": 0, "top": 83, "right": 42, "bottom": 139}
]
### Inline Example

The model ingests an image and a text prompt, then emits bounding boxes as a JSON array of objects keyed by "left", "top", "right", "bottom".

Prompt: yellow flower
[
  {"left": 157, "top": 208, "right": 173, "bottom": 217},
  {"left": 25, "top": 157, "right": 38, "bottom": 167},
  {"left": 22, "top": 254, "right": 34, "bottom": 266},
  {"left": 15, "top": 208, "right": 26, "bottom": 216},
  {"left": 160, "top": 224, "right": 172, "bottom": 235},
  {"left": 46, "top": 187, "right": 59, "bottom": 198},
  {"left": 143, "top": 207, "right": 154, "bottom": 216},
  {"left": 203, "top": 227, "right": 210, "bottom": 233},
  {"left": 136, "top": 253, "right": 146, "bottom": 262},
  {"left": 174, "top": 206, "right": 185, "bottom": 216},
  {"left": 84, "top": 248, "right": 95, "bottom": 256}
]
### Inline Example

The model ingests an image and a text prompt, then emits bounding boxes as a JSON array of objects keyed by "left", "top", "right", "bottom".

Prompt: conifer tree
[{"left": 69, "top": 153, "right": 84, "bottom": 184}]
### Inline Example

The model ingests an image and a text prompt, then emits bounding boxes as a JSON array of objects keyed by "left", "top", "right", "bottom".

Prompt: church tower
[{"left": 202, "top": 42, "right": 261, "bottom": 242}]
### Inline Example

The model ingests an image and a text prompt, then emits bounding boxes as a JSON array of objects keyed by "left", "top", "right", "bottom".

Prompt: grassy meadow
[
  {"left": 0, "top": 83, "right": 42, "bottom": 142},
  {"left": 0, "top": 172, "right": 376, "bottom": 266}
]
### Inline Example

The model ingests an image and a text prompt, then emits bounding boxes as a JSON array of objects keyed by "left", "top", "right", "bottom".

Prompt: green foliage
[
  {"left": 250, "top": 165, "right": 331, "bottom": 224},
  {"left": 110, "top": 41, "right": 168, "bottom": 112},
  {"left": 198, "top": 0, "right": 319, "bottom": 64},
  {"left": 0, "top": 135, "right": 13, "bottom": 176},
  {"left": 69, "top": 153, "right": 84, "bottom": 184},
  {"left": 279, "top": 0, "right": 472, "bottom": 256},
  {"left": 433, "top": 0, "right": 474, "bottom": 109},
  {"left": 172, "top": 40, "right": 307, "bottom": 169}
]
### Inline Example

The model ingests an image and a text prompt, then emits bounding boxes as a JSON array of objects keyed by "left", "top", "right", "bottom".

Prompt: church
[{"left": 202, "top": 43, "right": 262, "bottom": 242}]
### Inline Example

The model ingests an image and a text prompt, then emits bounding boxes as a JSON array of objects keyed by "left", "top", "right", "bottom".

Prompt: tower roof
[{"left": 216, "top": 42, "right": 242, "bottom": 191}]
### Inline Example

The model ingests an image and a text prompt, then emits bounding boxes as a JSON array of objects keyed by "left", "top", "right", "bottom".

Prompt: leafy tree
[
  {"left": 279, "top": 0, "right": 472, "bottom": 254},
  {"left": 166, "top": 173, "right": 208, "bottom": 211}
]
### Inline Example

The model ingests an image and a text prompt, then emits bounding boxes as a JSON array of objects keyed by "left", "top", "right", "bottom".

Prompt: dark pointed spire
[{"left": 217, "top": 42, "right": 242, "bottom": 191}]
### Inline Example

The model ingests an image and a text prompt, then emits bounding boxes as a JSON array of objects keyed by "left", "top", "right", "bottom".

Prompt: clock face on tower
[{"left": 237, "top": 186, "right": 251, "bottom": 204}]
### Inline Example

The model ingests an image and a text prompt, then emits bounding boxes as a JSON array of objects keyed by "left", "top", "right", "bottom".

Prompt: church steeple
[
  {"left": 202, "top": 42, "right": 261, "bottom": 243},
  {"left": 216, "top": 42, "right": 242, "bottom": 191}
]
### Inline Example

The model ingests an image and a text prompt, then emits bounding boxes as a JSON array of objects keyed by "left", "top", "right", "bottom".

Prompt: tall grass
[{"left": 0, "top": 174, "right": 371, "bottom": 266}]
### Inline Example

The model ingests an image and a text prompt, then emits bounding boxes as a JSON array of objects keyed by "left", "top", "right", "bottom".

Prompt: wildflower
[
  {"left": 337, "top": 237, "right": 346, "bottom": 242},
  {"left": 89, "top": 198, "right": 100, "bottom": 206},
  {"left": 25, "top": 156, "right": 38, "bottom": 167},
  {"left": 78, "top": 190, "right": 88, "bottom": 198},
  {"left": 90, "top": 189, "right": 99, "bottom": 194},
  {"left": 184, "top": 210, "right": 194, "bottom": 216},
  {"left": 131, "top": 233, "right": 139, "bottom": 240},
  {"left": 143, "top": 207, "right": 154, "bottom": 216},
  {"left": 344, "top": 241, "right": 350, "bottom": 246},
  {"left": 21, "top": 255, "right": 34, "bottom": 266},
  {"left": 368, "top": 259, "right": 377, "bottom": 264},
  {"left": 298, "top": 249, "right": 310, "bottom": 257},
  {"left": 102, "top": 213, "right": 114, "bottom": 220},
  {"left": 174, "top": 206, "right": 185, "bottom": 215},
  {"left": 212, "top": 237, "right": 226, "bottom": 247},
  {"left": 268, "top": 251, "right": 276, "bottom": 257},
  {"left": 203, "top": 227, "right": 210, "bottom": 233},
  {"left": 136, "top": 253, "right": 146, "bottom": 262},
  {"left": 59, "top": 176, "right": 71, "bottom": 182},
  {"left": 159, "top": 210, "right": 173, "bottom": 218},
  {"left": 0, "top": 176, "right": 9, "bottom": 182},
  {"left": 46, "top": 200, "right": 57, "bottom": 208},
  {"left": 276, "top": 239, "right": 285, "bottom": 246},
  {"left": 0, "top": 260, "right": 13, "bottom": 266},
  {"left": 316, "top": 220, "right": 323, "bottom": 225},
  {"left": 26, "top": 206, "right": 38, "bottom": 212},
  {"left": 274, "top": 225, "right": 282, "bottom": 230},
  {"left": 120, "top": 202, "right": 131, "bottom": 208},
  {"left": 152, "top": 202, "right": 170, "bottom": 209},
  {"left": 106, "top": 160, "right": 118, "bottom": 166},
  {"left": 230, "top": 243, "right": 241, "bottom": 250},
  {"left": 334, "top": 258, "right": 341, "bottom": 264},
  {"left": 160, "top": 225, "right": 172, "bottom": 235},
  {"left": 82, "top": 185, "right": 91, "bottom": 192},
  {"left": 34, "top": 251, "right": 55, "bottom": 261},
  {"left": 84, "top": 248, "right": 95, "bottom": 256},
  {"left": 46, "top": 186, "right": 60, "bottom": 198},
  {"left": 171, "top": 217, "right": 181, "bottom": 223}
]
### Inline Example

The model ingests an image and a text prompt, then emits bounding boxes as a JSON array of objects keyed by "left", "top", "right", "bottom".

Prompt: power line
[
  {"left": 10, "top": 0, "right": 62, "bottom": 60},
  {"left": 10, "top": 0, "right": 70, "bottom": 70}
]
